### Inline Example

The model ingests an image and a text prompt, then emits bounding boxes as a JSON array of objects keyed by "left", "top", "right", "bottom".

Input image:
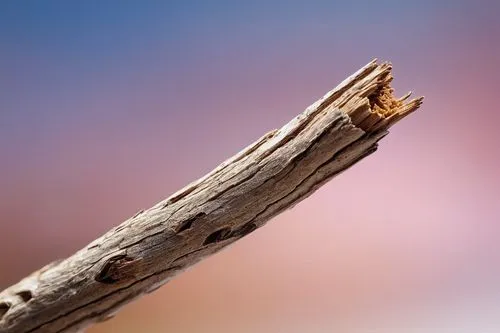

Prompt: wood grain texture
[{"left": 0, "top": 60, "right": 423, "bottom": 333}]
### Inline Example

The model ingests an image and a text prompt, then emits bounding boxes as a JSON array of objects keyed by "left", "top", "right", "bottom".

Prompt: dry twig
[{"left": 0, "top": 60, "right": 423, "bottom": 333}]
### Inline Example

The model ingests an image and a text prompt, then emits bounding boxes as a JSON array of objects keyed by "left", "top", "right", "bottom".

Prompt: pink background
[{"left": 1, "top": 1, "right": 499, "bottom": 332}]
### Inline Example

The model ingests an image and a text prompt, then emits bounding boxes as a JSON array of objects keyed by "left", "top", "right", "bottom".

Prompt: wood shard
[{"left": 0, "top": 59, "right": 423, "bottom": 333}]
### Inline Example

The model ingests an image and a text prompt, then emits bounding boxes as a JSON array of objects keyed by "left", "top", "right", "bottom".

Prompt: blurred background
[{"left": 1, "top": 1, "right": 499, "bottom": 332}]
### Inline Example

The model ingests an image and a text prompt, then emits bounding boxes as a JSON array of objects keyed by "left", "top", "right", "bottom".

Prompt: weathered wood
[{"left": 0, "top": 60, "right": 423, "bottom": 333}]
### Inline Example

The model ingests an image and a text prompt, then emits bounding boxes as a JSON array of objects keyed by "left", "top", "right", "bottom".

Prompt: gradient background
[{"left": 1, "top": 1, "right": 499, "bottom": 332}]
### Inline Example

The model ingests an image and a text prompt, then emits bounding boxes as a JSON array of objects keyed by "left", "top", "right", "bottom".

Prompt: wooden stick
[{"left": 0, "top": 60, "right": 423, "bottom": 333}]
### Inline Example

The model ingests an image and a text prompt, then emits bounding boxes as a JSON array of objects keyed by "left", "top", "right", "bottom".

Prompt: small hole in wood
[
  {"left": 0, "top": 301, "right": 11, "bottom": 319},
  {"left": 177, "top": 219, "right": 193, "bottom": 233},
  {"left": 95, "top": 254, "right": 135, "bottom": 284},
  {"left": 16, "top": 290, "right": 33, "bottom": 303},
  {"left": 203, "top": 227, "right": 231, "bottom": 245},
  {"left": 176, "top": 212, "right": 205, "bottom": 233}
]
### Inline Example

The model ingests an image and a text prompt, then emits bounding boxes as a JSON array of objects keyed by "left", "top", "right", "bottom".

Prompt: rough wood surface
[{"left": 0, "top": 60, "right": 423, "bottom": 333}]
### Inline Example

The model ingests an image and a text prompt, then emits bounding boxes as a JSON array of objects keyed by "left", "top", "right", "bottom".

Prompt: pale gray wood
[{"left": 0, "top": 60, "right": 423, "bottom": 333}]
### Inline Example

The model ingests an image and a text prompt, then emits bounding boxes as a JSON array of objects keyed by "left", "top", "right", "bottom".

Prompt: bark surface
[{"left": 0, "top": 60, "right": 423, "bottom": 333}]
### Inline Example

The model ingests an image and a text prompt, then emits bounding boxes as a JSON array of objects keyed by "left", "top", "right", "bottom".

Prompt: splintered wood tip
[{"left": 341, "top": 60, "right": 424, "bottom": 132}]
